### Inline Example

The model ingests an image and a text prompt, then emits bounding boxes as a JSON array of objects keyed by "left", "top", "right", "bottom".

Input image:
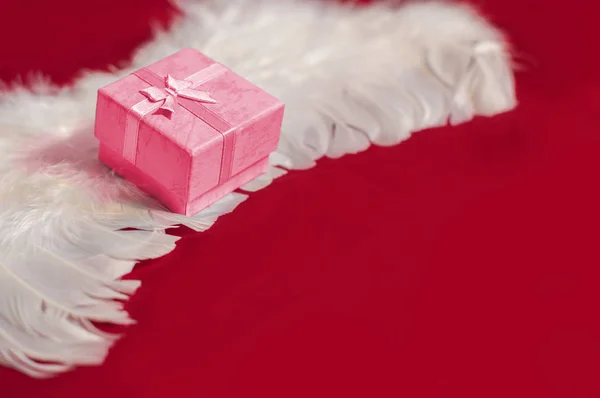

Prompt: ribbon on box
[{"left": 123, "top": 63, "right": 236, "bottom": 183}]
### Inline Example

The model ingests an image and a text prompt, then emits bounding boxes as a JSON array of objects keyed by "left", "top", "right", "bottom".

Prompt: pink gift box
[{"left": 94, "top": 48, "right": 284, "bottom": 215}]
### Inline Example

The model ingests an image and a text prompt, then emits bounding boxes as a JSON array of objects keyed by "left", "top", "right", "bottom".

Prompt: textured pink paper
[{"left": 94, "top": 48, "right": 284, "bottom": 215}]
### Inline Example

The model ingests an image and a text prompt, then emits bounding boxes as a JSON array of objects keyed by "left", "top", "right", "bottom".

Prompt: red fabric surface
[{"left": 1, "top": 0, "right": 599, "bottom": 397}]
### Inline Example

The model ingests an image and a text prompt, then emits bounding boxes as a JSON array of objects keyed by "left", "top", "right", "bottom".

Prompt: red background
[{"left": 1, "top": 0, "right": 599, "bottom": 396}]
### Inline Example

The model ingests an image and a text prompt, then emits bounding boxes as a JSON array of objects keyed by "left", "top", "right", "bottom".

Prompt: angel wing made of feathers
[{"left": 0, "top": 0, "right": 516, "bottom": 377}]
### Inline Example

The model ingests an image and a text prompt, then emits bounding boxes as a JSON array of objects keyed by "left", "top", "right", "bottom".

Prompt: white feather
[{"left": 0, "top": 0, "right": 516, "bottom": 376}]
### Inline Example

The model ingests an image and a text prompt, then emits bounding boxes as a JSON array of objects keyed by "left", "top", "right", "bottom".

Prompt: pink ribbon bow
[{"left": 139, "top": 74, "right": 217, "bottom": 113}]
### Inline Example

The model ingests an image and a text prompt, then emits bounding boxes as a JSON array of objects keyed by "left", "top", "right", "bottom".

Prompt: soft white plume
[{"left": 0, "top": 0, "right": 515, "bottom": 377}]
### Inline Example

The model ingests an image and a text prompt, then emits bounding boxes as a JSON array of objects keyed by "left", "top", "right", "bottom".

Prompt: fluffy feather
[{"left": 0, "top": 0, "right": 516, "bottom": 377}]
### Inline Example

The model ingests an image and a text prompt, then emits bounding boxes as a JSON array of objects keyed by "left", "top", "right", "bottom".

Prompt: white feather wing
[{"left": 0, "top": 0, "right": 515, "bottom": 376}]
